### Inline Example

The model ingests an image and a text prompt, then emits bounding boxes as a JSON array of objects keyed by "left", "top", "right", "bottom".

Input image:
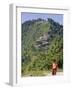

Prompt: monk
[{"left": 52, "top": 60, "right": 58, "bottom": 75}]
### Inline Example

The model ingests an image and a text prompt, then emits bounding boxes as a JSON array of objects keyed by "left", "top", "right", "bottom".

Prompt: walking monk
[{"left": 52, "top": 60, "right": 58, "bottom": 75}]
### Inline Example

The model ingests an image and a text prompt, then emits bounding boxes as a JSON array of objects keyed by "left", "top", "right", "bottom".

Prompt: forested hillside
[{"left": 21, "top": 18, "right": 63, "bottom": 76}]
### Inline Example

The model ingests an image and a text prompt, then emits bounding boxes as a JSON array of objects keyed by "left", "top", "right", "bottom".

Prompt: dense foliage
[{"left": 21, "top": 18, "right": 63, "bottom": 76}]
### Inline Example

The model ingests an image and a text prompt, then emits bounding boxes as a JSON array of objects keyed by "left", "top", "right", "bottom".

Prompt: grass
[{"left": 22, "top": 70, "right": 50, "bottom": 77}]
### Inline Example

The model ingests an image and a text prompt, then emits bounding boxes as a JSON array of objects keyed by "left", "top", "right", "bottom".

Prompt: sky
[{"left": 21, "top": 12, "right": 63, "bottom": 25}]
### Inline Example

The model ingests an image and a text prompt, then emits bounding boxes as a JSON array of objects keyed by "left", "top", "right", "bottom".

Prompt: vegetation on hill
[{"left": 21, "top": 18, "right": 63, "bottom": 76}]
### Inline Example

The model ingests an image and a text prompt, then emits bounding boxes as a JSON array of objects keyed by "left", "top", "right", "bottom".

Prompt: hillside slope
[{"left": 21, "top": 18, "right": 63, "bottom": 76}]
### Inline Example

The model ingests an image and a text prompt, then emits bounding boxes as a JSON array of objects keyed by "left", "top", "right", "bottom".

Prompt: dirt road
[{"left": 46, "top": 72, "right": 63, "bottom": 76}]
